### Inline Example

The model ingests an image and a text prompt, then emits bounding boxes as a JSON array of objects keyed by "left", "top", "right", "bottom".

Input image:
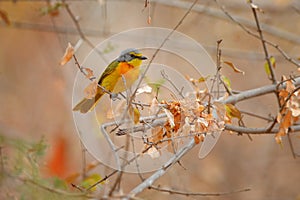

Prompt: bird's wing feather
[{"left": 98, "top": 59, "right": 119, "bottom": 85}]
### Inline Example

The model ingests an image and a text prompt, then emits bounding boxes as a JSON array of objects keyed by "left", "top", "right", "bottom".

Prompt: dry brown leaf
[
  {"left": 223, "top": 61, "right": 245, "bottom": 75},
  {"left": 147, "top": 146, "right": 161, "bottom": 159},
  {"left": 147, "top": 16, "right": 152, "bottom": 24},
  {"left": 164, "top": 108, "right": 175, "bottom": 128},
  {"left": 194, "top": 135, "right": 200, "bottom": 144},
  {"left": 276, "top": 113, "right": 282, "bottom": 123},
  {"left": 281, "top": 109, "right": 292, "bottom": 131},
  {"left": 279, "top": 90, "right": 289, "bottom": 99},
  {"left": 60, "top": 42, "right": 74, "bottom": 66},
  {"left": 84, "top": 81, "right": 97, "bottom": 99},
  {"left": 290, "top": 93, "right": 300, "bottom": 117},
  {"left": 0, "top": 9, "right": 10, "bottom": 26},
  {"left": 84, "top": 67, "right": 94, "bottom": 79},
  {"left": 149, "top": 97, "right": 159, "bottom": 115},
  {"left": 286, "top": 80, "right": 295, "bottom": 93}
]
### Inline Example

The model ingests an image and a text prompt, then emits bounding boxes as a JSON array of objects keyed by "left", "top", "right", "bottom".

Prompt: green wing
[{"left": 98, "top": 59, "right": 119, "bottom": 85}]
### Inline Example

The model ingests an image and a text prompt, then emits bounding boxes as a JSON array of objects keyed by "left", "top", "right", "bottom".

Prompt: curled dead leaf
[
  {"left": 286, "top": 80, "right": 295, "bottom": 93},
  {"left": 60, "top": 42, "right": 74, "bottom": 66},
  {"left": 84, "top": 67, "right": 95, "bottom": 79},
  {"left": 147, "top": 16, "right": 152, "bottom": 24},
  {"left": 223, "top": 61, "right": 245, "bottom": 75},
  {"left": 0, "top": 9, "right": 10, "bottom": 26}
]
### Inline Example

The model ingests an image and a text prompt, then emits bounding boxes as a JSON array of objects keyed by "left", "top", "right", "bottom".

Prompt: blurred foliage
[{"left": 0, "top": 134, "right": 87, "bottom": 200}]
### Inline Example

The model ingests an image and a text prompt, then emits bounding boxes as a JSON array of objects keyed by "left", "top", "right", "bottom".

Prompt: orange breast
[{"left": 117, "top": 62, "right": 134, "bottom": 75}]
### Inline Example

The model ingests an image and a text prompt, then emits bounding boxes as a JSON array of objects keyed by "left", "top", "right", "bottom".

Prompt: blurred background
[{"left": 0, "top": 0, "right": 300, "bottom": 199}]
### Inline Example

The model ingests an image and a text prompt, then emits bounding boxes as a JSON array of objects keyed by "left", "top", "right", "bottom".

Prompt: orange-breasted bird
[{"left": 73, "top": 48, "right": 147, "bottom": 113}]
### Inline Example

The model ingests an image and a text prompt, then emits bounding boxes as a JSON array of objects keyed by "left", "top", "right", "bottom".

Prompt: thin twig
[
  {"left": 240, "top": 110, "right": 273, "bottom": 122},
  {"left": 287, "top": 132, "right": 296, "bottom": 159},
  {"left": 124, "top": 139, "right": 196, "bottom": 199},
  {"left": 131, "top": 0, "right": 199, "bottom": 99},
  {"left": 248, "top": 0, "right": 276, "bottom": 84},
  {"left": 80, "top": 141, "right": 87, "bottom": 180},
  {"left": 214, "top": 0, "right": 300, "bottom": 68},
  {"left": 0, "top": 145, "right": 4, "bottom": 174},
  {"left": 62, "top": 0, "right": 108, "bottom": 63},
  {"left": 161, "top": 69, "right": 184, "bottom": 98},
  {"left": 72, "top": 54, "right": 114, "bottom": 97},
  {"left": 16, "top": 176, "right": 92, "bottom": 198},
  {"left": 152, "top": 0, "right": 300, "bottom": 44},
  {"left": 149, "top": 185, "right": 251, "bottom": 197}
]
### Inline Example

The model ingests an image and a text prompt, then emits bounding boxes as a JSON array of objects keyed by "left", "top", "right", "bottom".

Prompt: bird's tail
[{"left": 73, "top": 90, "right": 104, "bottom": 113}]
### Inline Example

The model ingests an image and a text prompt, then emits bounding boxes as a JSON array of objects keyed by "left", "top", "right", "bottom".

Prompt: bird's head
[{"left": 117, "top": 48, "right": 147, "bottom": 67}]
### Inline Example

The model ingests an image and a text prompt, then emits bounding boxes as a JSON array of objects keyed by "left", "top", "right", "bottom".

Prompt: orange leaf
[
  {"left": 0, "top": 9, "right": 10, "bottom": 26},
  {"left": 60, "top": 42, "right": 74, "bottom": 66},
  {"left": 84, "top": 81, "right": 97, "bottom": 99},
  {"left": 223, "top": 61, "right": 245, "bottom": 75},
  {"left": 280, "top": 109, "right": 292, "bottom": 131},
  {"left": 194, "top": 135, "right": 200, "bottom": 144},
  {"left": 47, "top": 136, "right": 68, "bottom": 178},
  {"left": 279, "top": 90, "right": 289, "bottom": 99}
]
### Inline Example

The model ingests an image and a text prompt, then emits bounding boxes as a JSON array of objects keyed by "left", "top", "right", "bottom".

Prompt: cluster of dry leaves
[
  {"left": 276, "top": 77, "right": 300, "bottom": 144},
  {"left": 143, "top": 90, "right": 226, "bottom": 158}
]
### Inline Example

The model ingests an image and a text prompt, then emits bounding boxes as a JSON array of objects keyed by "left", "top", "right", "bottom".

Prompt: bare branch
[
  {"left": 124, "top": 139, "right": 196, "bottom": 199},
  {"left": 62, "top": 0, "right": 108, "bottom": 63},
  {"left": 248, "top": 0, "right": 277, "bottom": 84},
  {"left": 219, "top": 77, "right": 300, "bottom": 104},
  {"left": 214, "top": 0, "right": 300, "bottom": 68},
  {"left": 149, "top": 185, "right": 251, "bottom": 197},
  {"left": 16, "top": 176, "right": 92, "bottom": 198},
  {"left": 225, "top": 124, "right": 300, "bottom": 134},
  {"left": 151, "top": 0, "right": 300, "bottom": 45}
]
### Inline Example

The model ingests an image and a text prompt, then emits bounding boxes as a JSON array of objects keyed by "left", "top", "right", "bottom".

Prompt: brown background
[{"left": 0, "top": 0, "right": 300, "bottom": 199}]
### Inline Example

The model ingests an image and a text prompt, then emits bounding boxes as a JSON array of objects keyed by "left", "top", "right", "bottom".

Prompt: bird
[{"left": 73, "top": 48, "right": 147, "bottom": 113}]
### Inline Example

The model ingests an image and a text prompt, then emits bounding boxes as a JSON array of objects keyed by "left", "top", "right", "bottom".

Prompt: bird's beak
[{"left": 140, "top": 56, "right": 147, "bottom": 60}]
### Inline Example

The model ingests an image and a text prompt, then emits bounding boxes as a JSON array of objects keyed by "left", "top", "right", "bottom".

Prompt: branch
[
  {"left": 151, "top": 0, "right": 300, "bottom": 45},
  {"left": 16, "top": 176, "right": 92, "bottom": 198},
  {"left": 248, "top": 0, "right": 276, "bottom": 84},
  {"left": 149, "top": 185, "right": 251, "bottom": 197},
  {"left": 124, "top": 139, "right": 196, "bottom": 199},
  {"left": 219, "top": 77, "right": 300, "bottom": 104},
  {"left": 62, "top": 0, "right": 108, "bottom": 63},
  {"left": 225, "top": 124, "right": 300, "bottom": 134},
  {"left": 214, "top": 0, "right": 300, "bottom": 68}
]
